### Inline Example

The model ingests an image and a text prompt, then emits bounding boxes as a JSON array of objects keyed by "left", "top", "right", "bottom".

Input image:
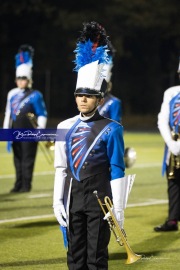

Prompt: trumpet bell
[
  {"left": 124, "top": 147, "right": 137, "bottom": 168},
  {"left": 126, "top": 252, "right": 142, "bottom": 264}
]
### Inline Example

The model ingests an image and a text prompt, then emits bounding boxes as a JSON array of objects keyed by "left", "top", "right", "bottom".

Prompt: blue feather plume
[
  {"left": 73, "top": 39, "right": 109, "bottom": 72},
  {"left": 15, "top": 51, "right": 33, "bottom": 67}
]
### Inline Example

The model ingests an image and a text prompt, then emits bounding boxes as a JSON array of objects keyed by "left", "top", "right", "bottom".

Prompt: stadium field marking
[
  {"left": 135, "top": 162, "right": 161, "bottom": 168},
  {"left": 0, "top": 214, "right": 54, "bottom": 224},
  {"left": 28, "top": 193, "right": 51, "bottom": 198},
  {"left": 0, "top": 162, "right": 161, "bottom": 179},
  {"left": 141, "top": 256, "right": 170, "bottom": 261},
  {"left": 0, "top": 199, "right": 168, "bottom": 224},
  {"left": 128, "top": 199, "right": 168, "bottom": 207},
  {"left": 0, "top": 171, "right": 55, "bottom": 179}
]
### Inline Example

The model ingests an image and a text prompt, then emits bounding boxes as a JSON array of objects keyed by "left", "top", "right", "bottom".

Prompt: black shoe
[
  {"left": 154, "top": 220, "right": 178, "bottom": 232},
  {"left": 19, "top": 187, "right": 31, "bottom": 193},
  {"left": 10, "top": 187, "right": 21, "bottom": 193}
]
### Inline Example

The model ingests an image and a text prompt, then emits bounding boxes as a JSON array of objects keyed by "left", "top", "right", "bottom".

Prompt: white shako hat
[
  {"left": 74, "top": 21, "right": 111, "bottom": 97},
  {"left": 15, "top": 44, "right": 34, "bottom": 80}
]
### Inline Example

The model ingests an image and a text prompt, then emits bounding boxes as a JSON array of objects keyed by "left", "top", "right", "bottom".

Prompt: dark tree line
[{"left": 0, "top": 0, "right": 180, "bottom": 124}]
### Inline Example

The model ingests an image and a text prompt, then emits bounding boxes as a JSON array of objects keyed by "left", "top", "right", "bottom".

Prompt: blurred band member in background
[
  {"left": 154, "top": 58, "right": 180, "bottom": 232},
  {"left": 3, "top": 44, "right": 47, "bottom": 193}
]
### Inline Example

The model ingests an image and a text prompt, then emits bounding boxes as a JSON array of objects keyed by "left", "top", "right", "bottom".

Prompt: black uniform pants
[
  {"left": 12, "top": 141, "right": 38, "bottom": 191},
  {"left": 166, "top": 168, "right": 180, "bottom": 220},
  {"left": 67, "top": 172, "right": 112, "bottom": 270}
]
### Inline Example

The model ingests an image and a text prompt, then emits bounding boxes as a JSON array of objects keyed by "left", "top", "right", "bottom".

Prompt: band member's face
[
  {"left": 75, "top": 94, "right": 103, "bottom": 116},
  {"left": 16, "top": 77, "right": 29, "bottom": 89}
]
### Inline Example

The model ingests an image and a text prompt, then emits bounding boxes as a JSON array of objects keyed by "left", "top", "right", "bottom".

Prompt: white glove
[
  {"left": 167, "top": 140, "right": 180, "bottom": 156},
  {"left": 53, "top": 201, "right": 67, "bottom": 227},
  {"left": 110, "top": 176, "right": 135, "bottom": 229},
  {"left": 53, "top": 167, "right": 67, "bottom": 226},
  {"left": 112, "top": 207, "right": 124, "bottom": 229},
  {"left": 37, "top": 116, "right": 47, "bottom": 129},
  {"left": 103, "top": 207, "right": 124, "bottom": 228}
]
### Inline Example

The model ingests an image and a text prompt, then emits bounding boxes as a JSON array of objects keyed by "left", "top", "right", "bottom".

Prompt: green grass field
[{"left": 0, "top": 132, "right": 180, "bottom": 270}]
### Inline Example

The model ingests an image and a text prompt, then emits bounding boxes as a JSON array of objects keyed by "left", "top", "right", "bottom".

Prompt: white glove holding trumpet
[{"left": 110, "top": 175, "right": 135, "bottom": 229}]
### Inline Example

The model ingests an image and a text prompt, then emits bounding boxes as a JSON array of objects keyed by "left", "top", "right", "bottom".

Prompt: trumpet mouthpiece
[{"left": 93, "top": 190, "right": 98, "bottom": 196}]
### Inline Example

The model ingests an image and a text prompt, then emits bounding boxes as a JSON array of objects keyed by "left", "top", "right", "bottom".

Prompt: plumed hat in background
[
  {"left": 102, "top": 41, "right": 116, "bottom": 84},
  {"left": 73, "top": 21, "right": 111, "bottom": 97},
  {"left": 15, "top": 44, "right": 34, "bottom": 80}
]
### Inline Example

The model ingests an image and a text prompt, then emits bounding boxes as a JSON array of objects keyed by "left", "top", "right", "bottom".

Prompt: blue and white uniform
[
  {"left": 53, "top": 111, "right": 125, "bottom": 269},
  {"left": 3, "top": 87, "right": 47, "bottom": 192},
  {"left": 158, "top": 86, "right": 180, "bottom": 222},
  {"left": 158, "top": 86, "right": 180, "bottom": 175},
  {"left": 3, "top": 87, "right": 47, "bottom": 129},
  {"left": 54, "top": 110, "right": 125, "bottom": 208}
]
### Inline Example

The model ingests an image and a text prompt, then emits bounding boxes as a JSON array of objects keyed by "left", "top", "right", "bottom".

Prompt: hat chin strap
[{"left": 82, "top": 102, "right": 99, "bottom": 116}]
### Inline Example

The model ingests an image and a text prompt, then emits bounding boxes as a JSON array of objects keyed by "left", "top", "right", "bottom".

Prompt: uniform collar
[{"left": 79, "top": 110, "right": 103, "bottom": 122}]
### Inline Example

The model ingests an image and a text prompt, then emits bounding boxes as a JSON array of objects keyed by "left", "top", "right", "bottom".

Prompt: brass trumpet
[
  {"left": 26, "top": 113, "right": 54, "bottom": 164},
  {"left": 93, "top": 190, "right": 142, "bottom": 264},
  {"left": 168, "top": 130, "right": 180, "bottom": 180}
]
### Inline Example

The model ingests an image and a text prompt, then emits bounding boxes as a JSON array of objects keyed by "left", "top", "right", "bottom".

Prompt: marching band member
[
  {"left": 3, "top": 44, "right": 47, "bottom": 193},
  {"left": 53, "top": 21, "right": 131, "bottom": 269},
  {"left": 99, "top": 42, "right": 137, "bottom": 170},
  {"left": 154, "top": 59, "right": 180, "bottom": 232}
]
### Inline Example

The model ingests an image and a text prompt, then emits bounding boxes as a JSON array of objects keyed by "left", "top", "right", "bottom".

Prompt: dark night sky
[{"left": 1, "top": 0, "right": 180, "bottom": 129}]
